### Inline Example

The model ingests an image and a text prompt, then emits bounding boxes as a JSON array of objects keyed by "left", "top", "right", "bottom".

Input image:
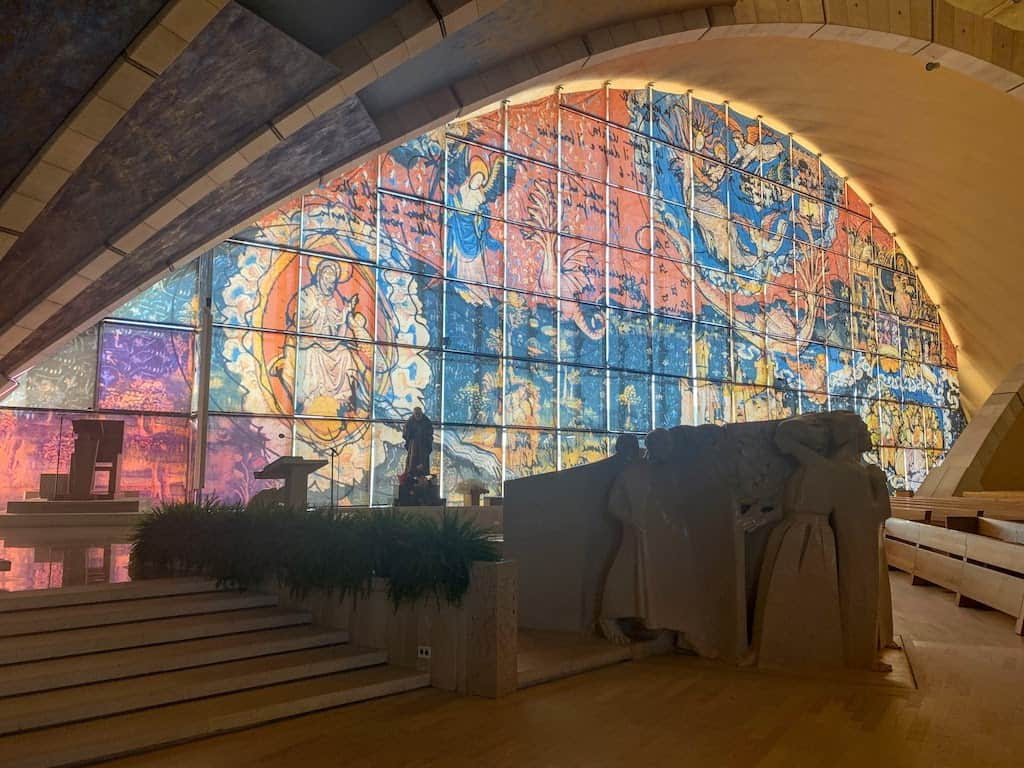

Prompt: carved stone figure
[
  {"left": 506, "top": 411, "right": 894, "bottom": 671},
  {"left": 599, "top": 425, "right": 746, "bottom": 659},
  {"left": 755, "top": 412, "right": 894, "bottom": 671},
  {"left": 754, "top": 415, "right": 844, "bottom": 669}
]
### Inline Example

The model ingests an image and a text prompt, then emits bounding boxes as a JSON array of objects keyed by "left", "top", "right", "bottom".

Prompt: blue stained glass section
[
  {"left": 443, "top": 354, "right": 501, "bottom": 425},
  {"left": 608, "top": 309, "right": 652, "bottom": 372},
  {"left": 559, "top": 301, "right": 606, "bottom": 367},
  {"left": 610, "top": 371, "right": 652, "bottom": 432},
  {"left": 444, "top": 284, "right": 503, "bottom": 355},
  {"left": 695, "top": 323, "right": 731, "bottom": 381},
  {"left": 559, "top": 365, "right": 606, "bottom": 431},
  {"left": 653, "top": 316, "right": 692, "bottom": 377}
]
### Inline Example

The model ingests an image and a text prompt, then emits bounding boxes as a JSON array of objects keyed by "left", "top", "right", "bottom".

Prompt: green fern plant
[{"left": 129, "top": 501, "right": 500, "bottom": 608}]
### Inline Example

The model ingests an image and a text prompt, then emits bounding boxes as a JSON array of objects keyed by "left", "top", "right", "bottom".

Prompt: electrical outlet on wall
[{"left": 417, "top": 645, "right": 431, "bottom": 659}]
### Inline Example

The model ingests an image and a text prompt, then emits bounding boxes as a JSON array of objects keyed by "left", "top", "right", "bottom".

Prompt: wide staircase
[{"left": 0, "top": 579, "right": 429, "bottom": 767}]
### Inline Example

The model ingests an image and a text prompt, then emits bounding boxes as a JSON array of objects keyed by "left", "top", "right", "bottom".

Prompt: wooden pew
[
  {"left": 884, "top": 517, "right": 1024, "bottom": 634},
  {"left": 889, "top": 496, "right": 1024, "bottom": 523}
]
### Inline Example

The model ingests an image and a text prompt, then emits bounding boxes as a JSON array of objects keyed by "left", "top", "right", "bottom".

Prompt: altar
[{"left": 4, "top": 419, "right": 140, "bottom": 516}]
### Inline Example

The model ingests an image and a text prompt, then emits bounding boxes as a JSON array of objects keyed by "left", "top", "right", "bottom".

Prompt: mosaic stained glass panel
[{"left": 0, "top": 87, "right": 965, "bottom": 503}]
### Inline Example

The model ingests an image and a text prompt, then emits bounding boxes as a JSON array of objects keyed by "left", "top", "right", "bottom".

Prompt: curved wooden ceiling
[{"left": 3, "top": 0, "right": 1024, "bottom": 416}]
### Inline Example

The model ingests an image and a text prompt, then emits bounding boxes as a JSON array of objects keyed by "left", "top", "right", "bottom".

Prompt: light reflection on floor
[{"left": 0, "top": 529, "right": 133, "bottom": 592}]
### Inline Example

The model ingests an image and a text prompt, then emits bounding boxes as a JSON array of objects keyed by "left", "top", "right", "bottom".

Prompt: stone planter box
[{"left": 268, "top": 559, "right": 517, "bottom": 698}]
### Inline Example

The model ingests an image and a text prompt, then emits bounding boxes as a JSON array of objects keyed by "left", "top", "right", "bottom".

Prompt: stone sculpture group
[{"left": 504, "top": 411, "right": 896, "bottom": 672}]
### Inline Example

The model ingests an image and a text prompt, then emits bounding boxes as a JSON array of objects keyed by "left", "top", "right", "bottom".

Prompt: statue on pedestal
[
  {"left": 398, "top": 407, "right": 438, "bottom": 506},
  {"left": 402, "top": 407, "right": 433, "bottom": 478}
]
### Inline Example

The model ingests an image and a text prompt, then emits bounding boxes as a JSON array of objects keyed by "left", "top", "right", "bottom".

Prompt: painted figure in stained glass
[
  {"left": 447, "top": 150, "right": 506, "bottom": 305},
  {"left": 296, "top": 260, "right": 372, "bottom": 417}
]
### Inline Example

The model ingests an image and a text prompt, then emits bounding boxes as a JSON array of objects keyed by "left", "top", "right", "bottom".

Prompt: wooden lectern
[
  {"left": 253, "top": 456, "right": 327, "bottom": 509},
  {"left": 66, "top": 420, "right": 124, "bottom": 500}
]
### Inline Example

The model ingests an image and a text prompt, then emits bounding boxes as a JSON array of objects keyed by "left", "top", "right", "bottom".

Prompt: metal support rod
[{"left": 191, "top": 252, "right": 215, "bottom": 499}]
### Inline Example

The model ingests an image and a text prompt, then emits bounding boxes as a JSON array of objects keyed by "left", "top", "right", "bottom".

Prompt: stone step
[
  {"left": 0, "top": 665, "right": 431, "bottom": 768},
  {"left": 0, "top": 607, "right": 312, "bottom": 665},
  {"left": 3, "top": 624, "right": 350, "bottom": 696},
  {"left": 0, "top": 591, "right": 277, "bottom": 637},
  {"left": 0, "top": 578, "right": 220, "bottom": 613},
  {"left": 0, "top": 644, "right": 387, "bottom": 735}
]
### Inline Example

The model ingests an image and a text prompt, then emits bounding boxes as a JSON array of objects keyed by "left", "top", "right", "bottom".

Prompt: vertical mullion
[
  {"left": 438, "top": 131, "right": 449, "bottom": 501},
  {"left": 646, "top": 84, "right": 656, "bottom": 430},
  {"left": 723, "top": 99, "right": 735, "bottom": 424},
  {"left": 687, "top": 90, "right": 698, "bottom": 428},
  {"left": 555, "top": 86, "right": 565, "bottom": 468},
  {"left": 190, "top": 251, "right": 215, "bottom": 499},
  {"left": 368, "top": 154, "right": 381, "bottom": 505},
  {"left": 603, "top": 82, "right": 612, "bottom": 438},
  {"left": 500, "top": 99, "right": 509, "bottom": 491}
]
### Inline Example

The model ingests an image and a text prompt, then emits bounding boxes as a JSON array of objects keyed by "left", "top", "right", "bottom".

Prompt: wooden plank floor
[{"left": 98, "top": 571, "right": 1024, "bottom": 768}]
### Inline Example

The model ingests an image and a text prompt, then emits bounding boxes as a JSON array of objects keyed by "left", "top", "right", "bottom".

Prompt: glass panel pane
[
  {"left": 1, "top": 327, "right": 97, "bottom": 410},
  {"left": 608, "top": 308, "right": 651, "bottom": 372},
  {"left": 211, "top": 244, "right": 298, "bottom": 332},
  {"left": 112, "top": 264, "right": 198, "bottom": 326},
  {"left": 299, "top": 257, "right": 375, "bottom": 342},
  {"left": 505, "top": 429, "right": 557, "bottom": 480},
  {"left": 559, "top": 431, "right": 609, "bottom": 468},
  {"left": 609, "top": 371, "right": 651, "bottom": 432},
  {"left": 560, "top": 173, "right": 606, "bottom": 242},
  {"left": 97, "top": 324, "right": 194, "bottom": 413},
  {"left": 559, "top": 365, "right": 606, "bottom": 431},
  {"left": 559, "top": 301, "right": 606, "bottom": 367},
  {"left": 204, "top": 415, "right": 291, "bottom": 504},
  {"left": 302, "top": 160, "right": 377, "bottom": 260},
  {"left": 505, "top": 292, "right": 557, "bottom": 361},
  {"left": 654, "top": 375, "right": 694, "bottom": 427},
  {"left": 209, "top": 328, "right": 295, "bottom": 415},
  {"left": 443, "top": 354, "right": 502, "bottom": 425},
  {"left": 294, "top": 338, "right": 372, "bottom": 418},
  {"left": 507, "top": 157, "right": 557, "bottom": 229},
  {"left": 444, "top": 283, "right": 503, "bottom": 355},
  {"left": 378, "top": 194, "right": 444, "bottom": 275},
  {"left": 653, "top": 316, "right": 691, "bottom": 377},
  {"left": 295, "top": 419, "right": 371, "bottom": 506},
  {"left": 608, "top": 247, "right": 650, "bottom": 311},
  {"left": 446, "top": 140, "right": 505, "bottom": 219},
  {"left": 507, "top": 223, "right": 557, "bottom": 296},
  {"left": 442, "top": 426, "right": 502, "bottom": 499},
  {"left": 505, "top": 360, "right": 555, "bottom": 428},
  {"left": 508, "top": 95, "right": 557, "bottom": 164},
  {"left": 375, "top": 269, "right": 442, "bottom": 348},
  {"left": 379, "top": 128, "right": 444, "bottom": 201},
  {"left": 372, "top": 344, "right": 440, "bottom": 422}
]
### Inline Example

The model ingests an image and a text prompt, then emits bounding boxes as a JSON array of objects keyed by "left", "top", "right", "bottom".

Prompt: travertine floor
[{"left": 100, "top": 572, "right": 1024, "bottom": 767}]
